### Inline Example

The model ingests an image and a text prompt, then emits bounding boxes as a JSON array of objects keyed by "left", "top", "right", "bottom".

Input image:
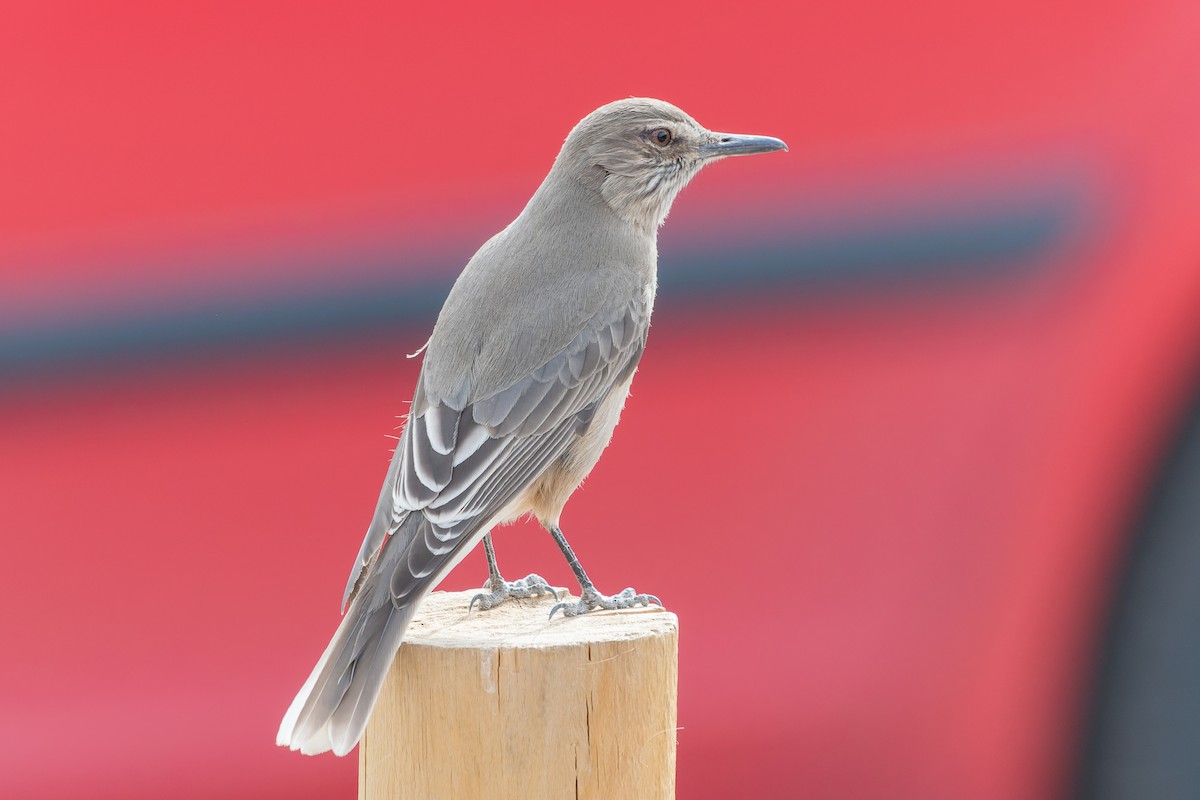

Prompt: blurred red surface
[{"left": 2, "top": 2, "right": 1200, "bottom": 799}]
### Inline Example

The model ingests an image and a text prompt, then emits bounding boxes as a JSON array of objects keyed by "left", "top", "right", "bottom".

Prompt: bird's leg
[
  {"left": 547, "top": 525, "right": 662, "bottom": 618},
  {"left": 469, "top": 534, "right": 557, "bottom": 611}
]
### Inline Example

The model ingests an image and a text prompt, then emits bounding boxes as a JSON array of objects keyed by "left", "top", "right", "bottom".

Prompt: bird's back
[{"left": 419, "top": 172, "right": 658, "bottom": 413}]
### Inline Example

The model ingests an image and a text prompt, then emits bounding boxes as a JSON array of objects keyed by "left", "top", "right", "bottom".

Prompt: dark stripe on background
[{"left": 0, "top": 190, "right": 1080, "bottom": 385}]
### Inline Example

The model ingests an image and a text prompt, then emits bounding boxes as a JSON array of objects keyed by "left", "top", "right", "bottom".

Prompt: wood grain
[{"left": 359, "top": 589, "right": 679, "bottom": 800}]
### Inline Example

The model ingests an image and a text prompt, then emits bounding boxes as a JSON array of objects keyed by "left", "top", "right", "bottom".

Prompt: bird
[{"left": 277, "top": 97, "right": 787, "bottom": 756}]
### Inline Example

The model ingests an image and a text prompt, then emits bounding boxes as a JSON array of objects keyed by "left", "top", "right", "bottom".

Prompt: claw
[
  {"left": 525, "top": 578, "right": 556, "bottom": 604},
  {"left": 549, "top": 586, "right": 665, "bottom": 619},
  {"left": 468, "top": 573, "right": 557, "bottom": 612}
]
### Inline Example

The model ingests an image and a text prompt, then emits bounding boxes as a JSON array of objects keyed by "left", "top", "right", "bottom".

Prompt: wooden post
[{"left": 358, "top": 589, "right": 679, "bottom": 800}]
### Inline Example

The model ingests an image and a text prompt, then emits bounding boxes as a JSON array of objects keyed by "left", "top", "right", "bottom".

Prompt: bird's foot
[
  {"left": 550, "top": 586, "right": 663, "bottom": 619},
  {"left": 469, "top": 574, "right": 558, "bottom": 611}
]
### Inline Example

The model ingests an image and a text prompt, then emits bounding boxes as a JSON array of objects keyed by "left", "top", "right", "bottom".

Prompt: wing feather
[
  {"left": 424, "top": 405, "right": 460, "bottom": 455},
  {"left": 341, "top": 295, "right": 651, "bottom": 609},
  {"left": 409, "top": 415, "right": 453, "bottom": 492}
]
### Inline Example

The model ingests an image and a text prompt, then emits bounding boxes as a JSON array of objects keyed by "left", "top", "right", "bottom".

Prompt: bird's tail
[{"left": 276, "top": 515, "right": 431, "bottom": 756}]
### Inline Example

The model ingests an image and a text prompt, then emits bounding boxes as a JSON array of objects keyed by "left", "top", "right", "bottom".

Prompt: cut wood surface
[{"left": 359, "top": 589, "right": 679, "bottom": 800}]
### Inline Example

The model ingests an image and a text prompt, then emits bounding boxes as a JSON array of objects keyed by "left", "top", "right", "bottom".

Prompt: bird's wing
[{"left": 342, "top": 297, "right": 648, "bottom": 609}]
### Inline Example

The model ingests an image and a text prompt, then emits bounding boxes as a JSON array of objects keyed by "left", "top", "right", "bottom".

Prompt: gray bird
[{"left": 277, "top": 97, "right": 786, "bottom": 756}]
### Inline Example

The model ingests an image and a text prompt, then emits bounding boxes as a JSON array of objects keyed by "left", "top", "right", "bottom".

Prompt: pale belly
[{"left": 518, "top": 372, "right": 636, "bottom": 527}]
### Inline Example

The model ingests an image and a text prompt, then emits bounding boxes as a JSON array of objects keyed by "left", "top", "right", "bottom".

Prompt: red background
[{"left": 3, "top": 2, "right": 1200, "bottom": 798}]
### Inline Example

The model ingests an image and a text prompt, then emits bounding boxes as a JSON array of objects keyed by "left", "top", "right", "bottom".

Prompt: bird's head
[{"left": 555, "top": 97, "right": 787, "bottom": 231}]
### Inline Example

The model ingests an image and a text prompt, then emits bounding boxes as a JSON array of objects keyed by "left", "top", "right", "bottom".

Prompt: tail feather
[
  {"left": 277, "top": 517, "right": 433, "bottom": 757},
  {"left": 326, "top": 603, "right": 410, "bottom": 753}
]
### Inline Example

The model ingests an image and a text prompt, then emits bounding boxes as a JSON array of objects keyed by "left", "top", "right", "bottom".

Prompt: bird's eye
[{"left": 651, "top": 128, "right": 673, "bottom": 146}]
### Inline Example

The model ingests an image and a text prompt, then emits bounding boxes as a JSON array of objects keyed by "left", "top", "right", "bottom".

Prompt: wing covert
[{"left": 342, "top": 296, "right": 650, "bottom": 609}]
